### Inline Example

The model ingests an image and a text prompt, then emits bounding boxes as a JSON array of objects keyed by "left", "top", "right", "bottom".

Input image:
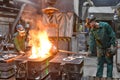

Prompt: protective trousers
[{"left": 96, "top": 49, "right": 113, "bottom": 78}]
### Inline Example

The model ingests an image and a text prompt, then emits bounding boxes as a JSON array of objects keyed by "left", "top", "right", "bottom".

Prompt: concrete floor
[
  {"left": 83, "top": 39, "right": 120, "bottom": 79},
  {"left": 83, "top": 57, "right": 120, "bottom": 78}
]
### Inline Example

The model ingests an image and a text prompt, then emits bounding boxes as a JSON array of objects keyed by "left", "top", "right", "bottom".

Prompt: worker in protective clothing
[
  {"left": 86, "top": 15, "right": 117, "bottom": 78},
  {"left": 13, "top": 24, "right": 26, "bottom": 54}
]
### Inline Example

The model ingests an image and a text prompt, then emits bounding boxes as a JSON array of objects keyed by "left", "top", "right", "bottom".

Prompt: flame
[
  {"left": 29, "top": 31, "right": 52, "bottom": 58},
  {"left": 29, "top": 19, "right": 52, "bottom": 59}
]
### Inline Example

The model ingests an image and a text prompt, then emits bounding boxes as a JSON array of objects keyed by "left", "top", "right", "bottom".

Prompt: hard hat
[
  {"left": 16, "top": 24, "right": 25, "bottom": 32},
  {"left": 85, "top": 15, "right": 96, "bottom": 28},
  {"left": 86, "top": 14, "right": 96, "bottom": 23}
]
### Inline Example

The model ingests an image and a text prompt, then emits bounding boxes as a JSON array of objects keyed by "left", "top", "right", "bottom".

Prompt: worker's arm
[
  {"left": 88, "top": 31, "right": 96, "bottom": 54},
  {"left": 105, "top": 23, "right": 116, "bottom": 47},
  {"left": 105, "top": 23, "right": 117, "bottom": 56}
]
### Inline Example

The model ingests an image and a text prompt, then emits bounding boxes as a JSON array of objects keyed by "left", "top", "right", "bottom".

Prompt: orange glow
[{"left": 29, "top": 20, "right": 52, "bottom": 59}]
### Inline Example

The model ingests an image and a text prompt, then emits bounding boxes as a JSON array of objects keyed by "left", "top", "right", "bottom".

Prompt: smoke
[
  {"left": 54, "top": 0, "right": 74, "bottom": 12},
  {"left": 21, "top": 4, "right": 37, "bottom": 21},
  {"left": 21, "top": 0, "right": 74, "bottom": 30},
  {"left": 21, "top": 2, "right": 50, "bottom": 39}
]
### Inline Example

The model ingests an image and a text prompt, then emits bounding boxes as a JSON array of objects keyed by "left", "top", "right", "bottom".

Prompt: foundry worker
[
  {"left": 85, "top": 16, "right": 97, "bottom": 56},
  {"left": 86, "top": 15, "right": 117, "bottom": 78},
  {"left": 13, "top": 24, "right": 26, "bottom": 54}
]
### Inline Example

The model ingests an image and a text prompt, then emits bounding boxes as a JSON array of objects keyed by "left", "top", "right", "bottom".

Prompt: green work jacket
[
  {"left": 13, "top": 32, "right": 26, "bottom": 52},
  {"left": 89, "top": 22, "right": 116, "bottom": 54}
]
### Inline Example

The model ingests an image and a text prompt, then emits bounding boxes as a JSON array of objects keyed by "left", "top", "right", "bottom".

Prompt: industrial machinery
[
  {"left": 14, "top": 0, "right": 78, "bottom": 80},
  {"left": 0, "top": 53, "right": 17, "bottom": 79},
  {"left": 15, "top": 52, "right": 53, "bottom": 80},
  {"left": 49, "top": 55, "right": 84, "bottom": 80},
  {"left": 0, "top": 0, "right": 84, "bottom": 80}
]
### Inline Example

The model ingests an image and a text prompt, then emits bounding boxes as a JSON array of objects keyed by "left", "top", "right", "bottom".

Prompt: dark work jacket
[{"left": 89, "top": 22, "right": 116, "bottom": 54}]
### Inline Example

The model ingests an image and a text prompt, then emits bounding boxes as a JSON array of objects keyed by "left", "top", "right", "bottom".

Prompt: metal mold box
[{"left": 49, "top": 55, "right": 84, "bottom": 80}]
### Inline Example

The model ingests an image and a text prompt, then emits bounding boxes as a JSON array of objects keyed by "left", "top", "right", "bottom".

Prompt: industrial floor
[
  {"left": 81, "top": 39, "right": 120, "bottom": 80},
  {"left": 82, "top": 56, "right": 120, "bottom": 80},
  {"left": 0, "top": 42, "right": 120, "bottom": 80},
  {"left": 0, "top": 54, "right": 119, "bottom": 80}
]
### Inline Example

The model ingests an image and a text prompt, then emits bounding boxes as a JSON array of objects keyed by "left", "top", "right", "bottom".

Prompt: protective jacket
[
  {"left": 89, "top": 22, "right": 116, "bottom": 53},
  {"left": 13, "top": 32, "right": 26, "bottom": 52},
  {"left": 89, "top": 22, "right": 116, "bottom": 78}
]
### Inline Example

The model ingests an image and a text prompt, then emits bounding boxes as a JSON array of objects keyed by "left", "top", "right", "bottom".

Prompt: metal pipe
[
  {"left": 15, "top": 0, "right": 38, "bottom": 7},
  {"left": 0, "top": 13, "right": 16, "bottom": 18},
  {"left": 55, "top": 15, "right": 59, "bottom": 53},
  {"left": 0, "top": 5, "right": 34, "bottom": 13},
  {"left": 0, "top": 20, "right": 13, "bottom": 23},
  {"left": 0, "top": 5, "right": 19, "bottom": 11},
  {"left": 11, "top": 3, "right": 26, "bottom": 37},
  {"left": 59, "top": 50, "right": 76, "bottom": 54},
  {"left": 58, "top": 49, "right": 88, "bottom": 56},
  {"left": 0, "top": 23, "right": 10, "bottom": 25}
]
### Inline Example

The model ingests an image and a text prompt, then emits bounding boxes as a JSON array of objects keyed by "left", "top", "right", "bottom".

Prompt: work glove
[
  {"left": 107, "top": 45, "right": 117, "bottom": 56},
  {"left": 19, "top": 50, "right": 25, "bottom": 55},
  {"left": 85, "top": 51, "right": 91, "bottom": 57}
]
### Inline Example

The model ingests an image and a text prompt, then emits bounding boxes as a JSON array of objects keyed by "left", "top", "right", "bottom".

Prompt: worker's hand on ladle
[{"left": 19, "top": 51, "right": 25, "bottom": 55}]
